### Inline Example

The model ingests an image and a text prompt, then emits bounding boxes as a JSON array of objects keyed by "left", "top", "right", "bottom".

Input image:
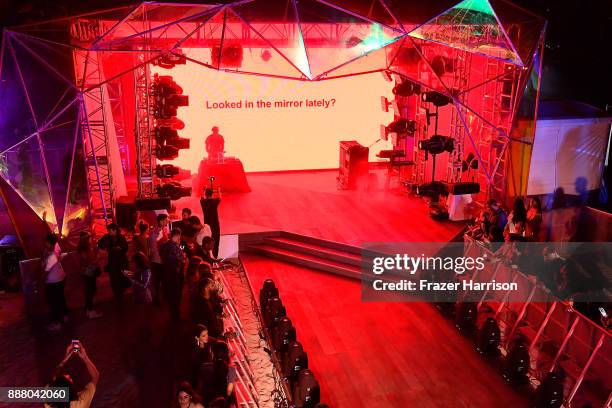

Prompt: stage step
[
  {"left": 262, "top": 236, "right": 362, "bottom": 267},
  {"left": 277, "top": 231, "right": 363, "bottom": 255},
  {"left": 243, "top": 243, "right": 365, "bottom": 281}
]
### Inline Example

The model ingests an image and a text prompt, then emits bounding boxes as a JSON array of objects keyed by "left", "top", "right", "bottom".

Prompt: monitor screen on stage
[{"left": 151, "top": 48, "right": 394, "bottom": 173}]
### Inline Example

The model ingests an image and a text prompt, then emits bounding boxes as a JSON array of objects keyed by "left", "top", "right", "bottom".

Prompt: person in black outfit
[
  {"left": 160, "top": 228, "right": 186, "bottom": 322},
  {"left": 178, "top": 208, "right": 195, "bottom": 239},
  {"left": 97, "top": 223, "right": 129, "bottom": 300},
  {"left": 189, "top": 278, "right": 224, "bottom": 338},
  {"left": 200, "top": 188, "right": 221, "bottom": 258}
]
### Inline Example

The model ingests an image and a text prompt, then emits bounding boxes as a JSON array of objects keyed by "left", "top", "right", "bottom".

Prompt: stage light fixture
[
  {"left": 386, "top": 119, "right": 417, "bottom": 134},
  {"left": 152, "top": 74, "right": 189, "bottom": 119},
  {"left": 345, "top": 36, "right": 363, "bottom": 48},
  {"left": 153, "top": 51, "right": 187, "bottom": 69},
  {"left": 461, "top": 152, "right": 479, "bottom": 174},
  {"left": 393, "top": 81, "right": 421, "bottom": 97},
  {"left": 155, "top": 145, "right": 180, "bottom": 161},
  {"left": 430, "top": 55, "right": 455, "bottom": 76},
  {"left": 155, "top": 164, "right": 180, "bottom": 178},
  {"left": 418, "top": 135, "right": 455, "bottom": 156},
  {"left": 156, "top": 181, "right": 191, "bottom": 201},
  {"left": 212, "top": 44, "right": 243, "bottom": 68},
  {"left": 261, "top": 49, "right": 272, "bottom": 62},
  {"left": 422, "top": 91, "right": 451, "bottom": 107}
]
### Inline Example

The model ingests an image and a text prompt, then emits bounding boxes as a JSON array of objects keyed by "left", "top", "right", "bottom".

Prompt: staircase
[{"left": 240, "top": 232, "right": 367, "bottom": 281}]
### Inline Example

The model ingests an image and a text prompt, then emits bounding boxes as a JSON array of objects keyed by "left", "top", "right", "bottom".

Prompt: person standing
[
  {"left": 160, "top": 228, "right": 186, "bottom": 321},
  {"left": 97, "top": 223, "right": 129, "bottom": 300},
  {"left": 200, "top": 188, "right": 221, "bottom": 258},
  {"left": 41, "top": 233, "right": 67, "bottom": 331},
  {"left": 149, "top": 213, "right": 169, "bottom": 305},
  {"left": 77, "top": 232, "right": 103, "bottom": 319},
  {"left": 205, "top": 126, "right": 225, "bottom": 161},
  {"left": 132, "top": 221, "right": 150, "bottom": 258}
]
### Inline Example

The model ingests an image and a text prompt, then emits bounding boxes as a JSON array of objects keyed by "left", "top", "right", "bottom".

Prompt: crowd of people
[
  {"left": 465, "top": 196, "right": 610, "bottom": 327},
  {"left": 466, "top": 197, "right": 543, "bottom": 245},
  {"left": 40, "top": 188, "right": 241, "bottom": 407}
]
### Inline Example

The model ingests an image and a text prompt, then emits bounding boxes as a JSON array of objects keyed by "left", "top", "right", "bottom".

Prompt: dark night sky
[{"left": 1, "top": 0, "right": 611, "bottom": 108}]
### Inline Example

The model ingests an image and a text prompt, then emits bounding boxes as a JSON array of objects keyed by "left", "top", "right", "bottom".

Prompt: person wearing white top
[
  {"left": 41, "top": 233, "right": 67, "bottom": 331},
  {"left": 187, "top": 215, "right": 212, "bottom": 247}
]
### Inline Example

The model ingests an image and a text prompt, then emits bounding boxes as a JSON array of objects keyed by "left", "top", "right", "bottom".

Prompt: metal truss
[
  {"left": 134, "top": 55, "right": 156, "bottom": 198},
  {"left": 74, "top": 49, "right": 115, "bottom": 233}
]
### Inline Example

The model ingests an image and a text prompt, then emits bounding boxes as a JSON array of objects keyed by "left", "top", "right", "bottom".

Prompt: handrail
[
  {"left": 238, "top": 255, "right": 293, "bottom": 405},
  {"left": 463, "top": 236, "right": 612, "bottom": 341}
]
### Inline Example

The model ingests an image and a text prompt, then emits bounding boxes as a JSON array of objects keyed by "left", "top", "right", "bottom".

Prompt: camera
[{"left": 71, "top": 340, "right": 80, "bottom": 353}]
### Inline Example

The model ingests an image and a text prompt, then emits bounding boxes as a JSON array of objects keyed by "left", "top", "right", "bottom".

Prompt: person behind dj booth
[
  {"left": 206, "top": 126, "right": 225, "bottom": 160},
  {"left": 200, "top": 188, "right": 221, "bottom": 257}
]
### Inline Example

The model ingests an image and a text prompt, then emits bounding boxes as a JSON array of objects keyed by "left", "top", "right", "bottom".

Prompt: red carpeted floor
[{"left": 242, "top": 253, "right": 528, "bottom": 408}]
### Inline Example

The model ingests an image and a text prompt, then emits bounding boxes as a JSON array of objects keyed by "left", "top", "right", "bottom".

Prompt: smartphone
[
  {"left": 71, "top": 340, "right": 80, "bottom": 353},
  {"left": 599, "top": 307, "right": 607, "bottom": 317}
]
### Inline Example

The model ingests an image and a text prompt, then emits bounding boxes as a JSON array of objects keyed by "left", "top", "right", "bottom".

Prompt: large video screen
[{"left": 151, "top": 48, "right": 394, "bottom": 172}]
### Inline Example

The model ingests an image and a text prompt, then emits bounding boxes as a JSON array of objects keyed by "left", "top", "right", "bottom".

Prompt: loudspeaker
[
  {"left": 115, "top": 198, "right": 137, "bottom": 230},
  {"left": 135, "top": 197, "right": 171, "bottom": 211},
  {"left": 444, "top": 182, "right": 480, "bottom": 195}
]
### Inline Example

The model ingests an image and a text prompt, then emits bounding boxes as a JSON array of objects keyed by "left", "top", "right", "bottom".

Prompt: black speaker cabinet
[{"left": 115, "top": 197, "right": 137, "bottom": 230}]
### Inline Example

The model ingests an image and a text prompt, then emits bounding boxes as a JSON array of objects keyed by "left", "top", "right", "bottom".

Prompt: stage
[{"left": 176, "top": 169, "right": 465, "bottom": 246}]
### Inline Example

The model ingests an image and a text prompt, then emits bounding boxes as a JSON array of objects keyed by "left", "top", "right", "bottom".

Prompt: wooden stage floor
[
  {"left": 242, "top": 253, "right": 528, "bottom": 408},
  {"left": 177, "top": 169, "right": 464, "bottom": 246}
]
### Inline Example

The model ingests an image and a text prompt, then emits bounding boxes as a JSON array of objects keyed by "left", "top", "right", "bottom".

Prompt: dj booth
[{"left": 193, "top": 156, "right": 251, "bottom": 194}]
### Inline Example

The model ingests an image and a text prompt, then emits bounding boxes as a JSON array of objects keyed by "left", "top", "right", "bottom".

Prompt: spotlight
[
  {"left": 393, "top": 81, "right": 421, "bottom": 97},
  {"left": 418, "top": 135, "right": 455, "bottom": 156},
  {"left": 154, "top": 127, "right": 190, "bottom": 149},
  {"left": 155, "top": 164, "right": 180, "bottom": 178},
  {"left": 156, "top": 181, "right": 191, "bottom": 201},
  {"left": 156, "top": 117, "right": 185, "bottom": 130},
  {"left": 422, "top": 91, "right": 451, "bottom": 107},
  {"left": 212, "top": 44, "right": 243, "bottom": 68},
  {"left": 461, "top": 152, "right": 479, "bottom": 172},
  {"left": 152, "top": 74, "right": 189, "bottom": 119},
  {"left": 345, "top": 36, "right": 363, "bottom": 48},
  {"left": 155, "top": 145, "right": 180, "bottom": 161},
  {"left": 261, "top": 49, "right": 272, "bottom": 62},
  {"left": 430, "top": 55, "right": 455, "bottom": 76},
  {"left": 152, "top": 51, "right": 187, "bottom": 69},
  {"left": 387, "top": 119, "right": 417, "bottom": 134}
]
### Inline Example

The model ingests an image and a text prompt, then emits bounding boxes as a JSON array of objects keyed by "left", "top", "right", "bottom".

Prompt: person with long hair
[
  {"left": 189, "top": 278, "right": 224, "bottom": 338},
  {"left": 124, "top": 251, "right": 152, "bottom": 304},
  {"left": 525, "top": 196, "right": 543, "bottom": 241},
  {"left": 41, "top": 233, "right": 68, "bottom": 331},
  {"left": 77, "top": 232, "right": 102, "bottom": 319},
  {"left": 505, "top": 198, "right": 527, "bottom": 241},
  {"left": 174, "top": 381, "right": 204, "bottom": 408}
]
